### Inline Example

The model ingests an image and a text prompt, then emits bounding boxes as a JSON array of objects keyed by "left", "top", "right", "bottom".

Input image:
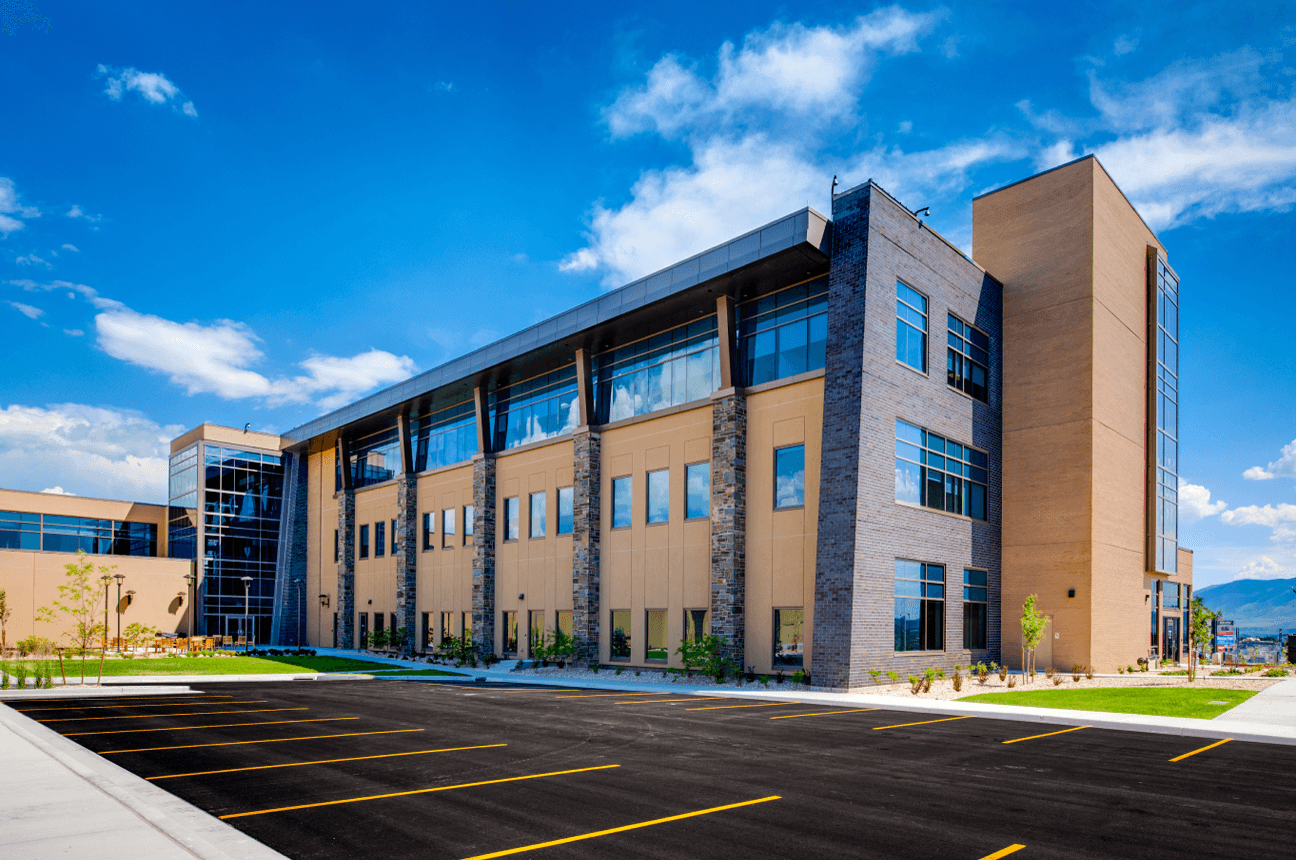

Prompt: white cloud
[
  {"left": 64, "top": 328, "right": 84, "bottom": 337},
  {"left": 40, "top": 486, "right": 74, "bottom": 496},
  {"left": 1220, "top": 503, "right": 1296, "bottom": 546},
  {"left": 287, "top": 350, "right": 420, "bottom": 412},
  {"left": 0, "top": 177, "right": 39, "bottom": 236},
  {"left": 7, "top": 301, "right": 44, "bottom": 319},
  {"left": 8, "top": 278, "right": 120, "bottom": 309},
  {"left": 1179, "top": 482, "right": 1227, "bottom": 522},
  {"left": 1243, "top": 438, "right": 1296, "bottom": 481},
  {"left": 16, "top": 253, "right": 50, "bottom": 268},
  {"left": 61, "top": 244, "right": 80, "bottom": 252},
  {"left": 66, "top": 205, "right": 101, "bottom": 223},
  {"left": 0, "top": 403, "right": 181, "bottom": 503},
  {"left": 1113, "top": 35, "right": 1139, "bottom": 56},
  {"left": 1236, "top": 556, "right": 1287, "bottom": 581},
  {"left": 96, "top": 64, "right": 198, "bottom": 117}
]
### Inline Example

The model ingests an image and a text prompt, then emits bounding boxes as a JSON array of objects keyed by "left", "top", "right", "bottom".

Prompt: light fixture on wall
[
  {"left": 1067, "top": 589, "right": 1076, "bottom": 598},
  {"left": 518, "top": 593, "right": 525, "bottom": 601},
  {"left": 176, "top": 592, "right": 185, "bottom": 607},
  {"left": 320, "top": 594, "right": 330, "bottom": 608}
]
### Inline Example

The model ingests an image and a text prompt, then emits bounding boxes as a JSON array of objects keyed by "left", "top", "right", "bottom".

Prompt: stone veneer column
[
  {"left": 394, "top": 473, "right": 418, "bottom": 653},
  {"left": 337, "top": 490, "right": 356, "bottom": 649},
  {"left": 572, "top": 428, "right": 601, "bottom": 665},
  {"left": 471, "top": 454, "right": 496, "bottom": 658},
  {"left": 710, "top": 390, "right": 746, "bottom": 668}
]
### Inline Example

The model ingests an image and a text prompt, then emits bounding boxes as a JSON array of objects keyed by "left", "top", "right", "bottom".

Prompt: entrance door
[{"left": 1163, "top": 616, "right": 1180, "bottom": 664}]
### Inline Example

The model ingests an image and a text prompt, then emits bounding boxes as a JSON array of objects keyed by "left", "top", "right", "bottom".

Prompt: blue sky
[{"left": 1, "top": 1, "right": 1294, "bottom": 588}]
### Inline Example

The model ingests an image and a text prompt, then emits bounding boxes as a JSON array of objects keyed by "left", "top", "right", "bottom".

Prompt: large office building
[{"left": 0, "top": 156, "right": 1192, "bottom": 686}]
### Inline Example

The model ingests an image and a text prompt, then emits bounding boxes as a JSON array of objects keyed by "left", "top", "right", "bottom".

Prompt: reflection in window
[
  {"left": 7, "top": 512, "right": 159, "bottom": 558},
  {"left": 684, "top": 609, "right": 708, "bottom": 642},
  {"left": 358, "top": 524, "right": 369, "bottom": 559},
  {"left": 502, "top": 611, "right": 518, "bottom": 654},
  {"left": 391, "top": 518, "right": 397, "bottom": 555},
  {"left": 422, "top": 512, "right": 434, "bottom": 551},
  {"left": 491, "top": 366, "right": 579, "bottom": 451},
  {"left": 340, "top": 426, "right": 401, "bottom": 490},
  {"left": 773, "top": 608, "right": 804, "bottom": 667},
  {"left": 529, "top": 492, "right": 546, "bottom": 538},
  {"left": 1154, "top": 257, "right": 1179, "bottom": 574},
  {"left": 463, "top": 505, "right": 474, "bottom": 544},
  {"left": 685, "top": 462, "right": 710, "bottom": 519},
  {"left": 647, "top": 469, "right": 669, "bottom": 524},
  {"left": 895, "top": 561, "right": 944, "bottom": 652},
  {"left": 557, "top": 487, "right": 574, "bottom": 535},
  {"left": 963, "top": 569, "right": 988, "bottom": 650},
  {"left": 440, "top": 611, "right": 453, "bottom": 644},
  {"left": 646, "top": 610, "right": 668, "bottom": 661},
  {"left": 556, "top": 610, "right": 573, "bottom": 639},
  {"left": 594, "top": 317, "right": 719, "bottom": 423},
  {"left": 774, "top": 446, "right": 805, "bottom": 508},
  {"left": 737, "top": 276, "right": 828, "bottom": 386},
  {"left": 529, "top": 610, "right": 545, "bottom": 656},
  {"left": 442, "top": 508, "right": 456, "bottom": 549},
  {"left": 947, "top": 314, "right": 989, "bottom": 402},
  {"left": 611, "top": 477, "right": 632, "bottom": 529},
  {"left": 374, "top": 521, "right": 386, "bottom": 558},
  {"left": 504, "top": 498, "right": 519, "bottom": 541},
  {"left": 411, "top": 400, "right": 478, "bottom": 472},
  {"left": 894, "top": 420, "right": 988, "bottom": 520},
  {"left": 610, "top": 610, "right": 631, "bottom": 660},
  {"left": 896, "top": 281, "right": 928, "bottom": 372}
]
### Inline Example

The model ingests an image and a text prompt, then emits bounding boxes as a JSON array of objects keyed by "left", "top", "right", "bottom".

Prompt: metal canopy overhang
[{"left": 284, "top": 207, "right": 831, "bottom": 454}]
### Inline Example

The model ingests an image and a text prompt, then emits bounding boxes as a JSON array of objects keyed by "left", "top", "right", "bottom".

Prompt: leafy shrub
[
  {"left": 1052, "top": 676, "right": 1064, "bottom": 686},
  {"left": 908, "top": 674, "right": 922, "bottom": 695},
  {"left": 1264, "top": 668, "right": 1289, "bottom": 678},
  {"left": 869, "top": 669, "right": 882, "bottom": 685},
  {"left": 675, "top": 633, "right": 734, "bottom": 683},
  {"left": 996, "top": 663, "right": 1007, "bottom": 682},
  {"left": 1071, "top": 663, "right": 1082, "bottom": 682},
  {"left": 759, "top": 675, "right": 771, "bottom": 688},
  {"left": 886, "top": 670, "right": 900, "bottom": 683},
  {"left": 952, "top": 671, "right": 963, "bottom": 692}
]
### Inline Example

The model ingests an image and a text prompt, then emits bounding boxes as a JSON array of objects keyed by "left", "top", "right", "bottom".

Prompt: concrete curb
[
  {"left": 0, "top": 701, "right": 291, "bottom": 860},
  {"left": 0, "top": 685, "right": 194, "bottom": 700}
]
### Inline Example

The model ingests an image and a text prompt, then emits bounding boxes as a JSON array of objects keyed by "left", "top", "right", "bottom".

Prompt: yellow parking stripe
[
  {"left": 555, "top": 692, "right": 671, "bottom": 699},
  {"left": 977, "top": 845, "right": 1026, "bottom": 860},
  {"left": 37, "top": 707, "right": 307, "bottom": 722},
  {"left": 613, "top": 697, "right": 728, "bottom": 705},
  {"left": 219, "top": 764, "right": 620, "bottom": 819},
  {"left": 769, "top": 708, "right": 879, "bottom": 720},
  {"left": 459, "top": 795, "right": 781, "bottom": 859},
  {"left": 1002, "top": 726, "right": 1088, "bottom": 744},
  {"left": 149, "top": 743, "right": 508, "bottom": 780},
  {"left": 20, "top": 700, "right": 265, "bottom": 713},
  {"left": 64, "top": 717, "right": 356, "bottom": 737},
  {"left": 100, "top": 728, "right": 424, "bottom": 755},
  {"left": 1170, "top": 738, "right": 1231, "bottom": 762},
  {"left": 686, "top": 702, "right": 803, "bottom": 711},
  {"left": 872, "top": 716, "right": 974, "bottom": 731}
]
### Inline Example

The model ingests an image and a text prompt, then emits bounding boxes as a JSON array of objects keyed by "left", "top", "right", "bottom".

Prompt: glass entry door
[{"left": 1162, "top": 616, "right": 1180, "bottom": 664}]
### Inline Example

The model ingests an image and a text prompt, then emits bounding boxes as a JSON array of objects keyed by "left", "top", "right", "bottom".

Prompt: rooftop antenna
[
  {"left": 243, "top": 422, "right": 251, "bottom": 434},
  {"left": 831, "top": 174, "right": 838, "bottom": 198}
]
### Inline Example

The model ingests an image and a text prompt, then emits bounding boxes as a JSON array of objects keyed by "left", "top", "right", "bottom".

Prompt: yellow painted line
[
  {"left": 977, "top": 845, "right": 1026, "bottom": 860},
  {"left": 1002, "top": 726, "right": 1089, "bottom": 744},
  {"left": 458, "top": 795, "right": 781, "bottom": 859},
  {"left": 37, "top": 707, "right": 307, "bottom": 722},
  {"left": 1170, "top": 738, "right": 1232, "bottom": 762},
  {"left": 219, "top": 764, "right": 620, "bottom": 820},
  {"left": 769, "top": 708, "right": 879, "bottom": 720},
  {"left": 149, "top": 743, "right": 508, "bottom": 780},
  {"left": 63, "top": 717, "right": 356, "bottom": 737},
  {"left": 686, "top": 702, "right": 805, "bottom": 712},
  {"left": 872, "top": 716, "right": 974, "bottom": 731},
  {"left": 100, "top": 728, "right": 424, "bottom": 755},
  {"left": 19, "top": 700, "right": 265, "bottom": 712},
  {"left": 555, "top": 692, "right": 671, "bottom": 699},
  {"left": 612, "top": 697, "right": 728, "bottom": 705}
]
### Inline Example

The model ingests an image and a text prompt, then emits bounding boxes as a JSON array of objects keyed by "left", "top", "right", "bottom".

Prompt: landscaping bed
[{"left": 956, "top": 686, "right": 1259, "bottom": 719}]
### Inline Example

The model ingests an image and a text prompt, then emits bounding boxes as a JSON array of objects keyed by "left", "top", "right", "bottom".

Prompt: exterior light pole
[
  {"left": 183, "top": 571, "right": 197, "bottom": 648},
  {"left": 113, "top": 573, "right": 125, "bottom": 652},
  {"left": 100, "top": 574, "right": 113, "bottom": 652},
  {"left": 240, "top": 576, "right": 253, "bottom": 652},
  {"left": 125, "top": 591, "right": 135, "bottom": 650}
]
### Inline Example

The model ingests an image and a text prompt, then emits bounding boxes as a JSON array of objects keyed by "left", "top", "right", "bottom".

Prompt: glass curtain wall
[
  {"left": 736, "top": 277, "right": 828, "bottom": 386},
  {"left": 337, "top": 426, "right": 401, "bottom": 491},
  {"left": 1154, "top": 258, "right": 1179, "bottom": 573},
  {"left": 412, "top": 400, "right": 477, "bottom": 471},
  {"left": 593, "top": 317, "right": 719, "bottom": 423},
  {"left": 491, "top": 366, "right": 579, "bottom": 451},
  {"left": 0, "top": 512, "right": 156, "bottom": 556}
]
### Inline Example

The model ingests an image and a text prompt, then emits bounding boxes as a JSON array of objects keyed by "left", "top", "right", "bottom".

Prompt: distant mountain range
[{"left": 1197, "top": 577, "right": 1296, "bottom": 630}]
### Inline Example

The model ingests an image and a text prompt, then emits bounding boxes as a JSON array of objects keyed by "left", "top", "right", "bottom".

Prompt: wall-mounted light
[
  {"left": 1067, "top": 589, "right": 1076, "bottom": 598},
  {"left": 125, "top": 589, "right": 135, "bottom": 607},
  {"left": 319, "top": 594, "right": 330, "bottom": 608},
  {"left": 518, "top": 593, "right": 525, "bottom": 601},
  {"left": 176, "top": 592, "right": 185, "bottom": 607}
]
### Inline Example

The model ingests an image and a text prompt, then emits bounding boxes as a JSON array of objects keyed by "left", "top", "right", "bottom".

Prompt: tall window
[
  {"left": 963, "top": 569, "right": 987, "bottom": 651},
  {"left": 374, "top": 521, "right": 386, "bottom": 558},
  {"left": 391, "top": 518, "right": 397, "bottom": 555},
  {"left": 685, "top": 462, "right": 710, "bottom": 519},
  {"left": 556, "top": 610, "right": 573, "bottom": 640},
  {"left": 358, "top": 524, "right": 369, "bottom": 559},
  {"left": 894, "top": 419, "right": 988, "bottom": 520},
  {"left": 441, "top": 508, "right": 456, "bottom": 549},
  {"left": 947, "top": 314, "right": 989, "bottom": 402},
  {"left": 611, "top": 477, "right": 632, "bottom": 529},
  {"left": 773, "top": 608, "right": 805, "bottom": 667},
  {"left": 895, "top": 560, "right": 944, "bottom": 652},
  {"left": 736, "top": 276, "right": 828, "bottom": 386},
  {"left": 594, "top": 317, "right": 720, "bottom": 423},
  {"left": 529, "top": 492, "right": 546, "bottom": 538},
  {"left": 646, "top": 610, "right": 668, "bottom": 661},
  {"left": 529, "top": 610, "right": 545, "bottom": 656},
  {"left": 557, "top": 487, "right": 574, "bottom": 534},
  {"left": 684, "top": 609, "right": 708, "bottom": 642},
  {"left": 503, "top": 497, "right": 519, "bottom": 541},
  {"left": 647, "top": 469, "right": 669, "bottom": 524},
  {"left": 422, "top": 512, "right": 434, "bottom": 551},
  {"left": 502, "top": 611, "right": 518, "bottom": 654},
  {"left": 610, "top": 610, "right": 631, "bottom": 660},
  {"left": 334, "top": 529, "right": 339, "bottom": 562},
  {"left": 463, "top": 505, "right": 474, "bottom": 544},
  {"left": 411, "top": 400, "right": 478, "bottom": 472},
  {"left": 439, "top": 611, "right": 453, "bottom": 644},
  {"left": 339, "top": 426, "right": 401, "bottom": 490},
  {"left": 1154, "top": 257, "right": 1179, "bottom": 574},
  {"left": 896, "top": 281, "right": 928, "bottom": 372},
  {"left": 774, "top": 445, "right": 805, "bottom": 508},
  {"left": 491, "top": 366, "right": 579, "bottom": 451}
]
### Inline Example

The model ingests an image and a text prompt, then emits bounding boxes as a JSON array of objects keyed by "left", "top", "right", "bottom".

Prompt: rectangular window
[
  {"left": 439, "top": 611, "right": 453, "bottom": 643},
  {"left": 411, "top": 400, "right": 478, "bottom": 473},
  {"left": 502, "top": 611, "right": 518, "bottom": 655},
  {"left": 529, "top": 492, "right": 546, "bottom": 538},
  {"left": 895, "top": 560, "right": 945, "bottom": 652},
  {"left": 963, "top": 569, "right": 988, "bottom": 651},
  {"left": 374, "top": 521, "right": 386, "bottom": 558},
  {"left": 611, "top": 476, "right": 632, "bottom": 529},
  {"left": 646, "top": 610, "right": 668, "bottom": 661},
  {"left": 442, "top": 508, "right": 456, "bottom": 549},
  {"left": 504, "top": 497, "right": 520, "bottom": 541},
  {"left": 735, "top": 276, "right": 828, "bottom": 386},
  {"left": 462, "top": 611, "right": 471, "bottom": 642},
  {"left": 333, "top": 529, "right": 339, "bottom": 562},
  {"left": 359, "top": 611, "right": 369, "bottom": 648},
  {"left": 391, "top": 518, "right": 398, "bottom": 555},
  {"left": 556, "top": 610, "right": 573, "bottom": 640},
  {"left": 894, "top": 419, "right": 988, "bottom": 520},
  {"left": 685, "top": 462, "right": 710, "bottom": 519},
  {"left": 463, "top": 505, "right": 474, "bottom": 545},
  {"left": 774, "top": 445, "right": 805, "bottom": 508},
  {"left": 422, "top": 512, "right": 434, "bottom": 551},
  {"left": 358, "top": 524, "right": 369, "bottom": 559},
  {"left": 896, "top": 281, "right": 928, "bottom": 372},
  {"left": 594, "top": 316, "right": 720, "bottom": 423},
  {"left": 773, "top": 608, "right": 805, "bottom": 667},
  {"left": 529, "top": 610, "right": 545, "bottom": 657},
  {"left": 947, "top": 314, "right": 989, "bottom": 402},
  {"left": 647, "top": 469, "right": 669, "bottom": 524},
  {"left": 373, "top": 611, "right": 385, "bottom": 634},
  {"left": 557, "top": 487, "right": 574, "bottom": 534},
  {"left": 491, "top": 365, "right": 580, "bottom": 451},
  {"left": 421, "top": 613, "right": 431, "bottom": 650},
  {"left": 684, "top": 609, "right": 708, "bottom": 642},
  {"left": 610, "top": 610, "right": 631, "bottom": 660}
]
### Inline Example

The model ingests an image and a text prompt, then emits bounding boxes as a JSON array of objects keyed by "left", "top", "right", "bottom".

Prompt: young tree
[
  {"left": 1187, "top": 596, "right": 1217, "bottom": 682},
  {"left": 36, "top": 551, "right": 111, "bottom": 685},
  {"left": 0, "top": 586, "right": 11, "bottom": 652},
  {"left": 1020, "top": 594, "right": 1049, "bottom": 683}
]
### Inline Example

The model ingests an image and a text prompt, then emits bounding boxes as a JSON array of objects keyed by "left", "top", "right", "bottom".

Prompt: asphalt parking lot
[{"left": 10, "top": 680, "right": 1295, "bottom": 860}]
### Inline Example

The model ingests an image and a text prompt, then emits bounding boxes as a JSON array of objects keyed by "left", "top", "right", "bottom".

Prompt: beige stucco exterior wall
[
  {"left": 353, "top": 482, "right": 398, "bottom": 638},
  {"left": 415, "top": 463, "right": 475, "bottom": 647},
  {"left": 306, "top": 446, "right": 338, "bottom": 647}
]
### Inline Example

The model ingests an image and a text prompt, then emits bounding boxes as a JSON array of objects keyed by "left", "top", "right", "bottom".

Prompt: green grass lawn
[
  {"left": 957, "top": 686, "right": 1258, "bottom": 719},
  {"left": 16, "top": 655, "right": 400, "bottom": 677}
]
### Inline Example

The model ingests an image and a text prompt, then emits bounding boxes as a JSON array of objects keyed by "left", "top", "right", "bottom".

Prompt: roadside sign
[{"left": 1214, "top": 619, "right": 1235, "bottom": 653}]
